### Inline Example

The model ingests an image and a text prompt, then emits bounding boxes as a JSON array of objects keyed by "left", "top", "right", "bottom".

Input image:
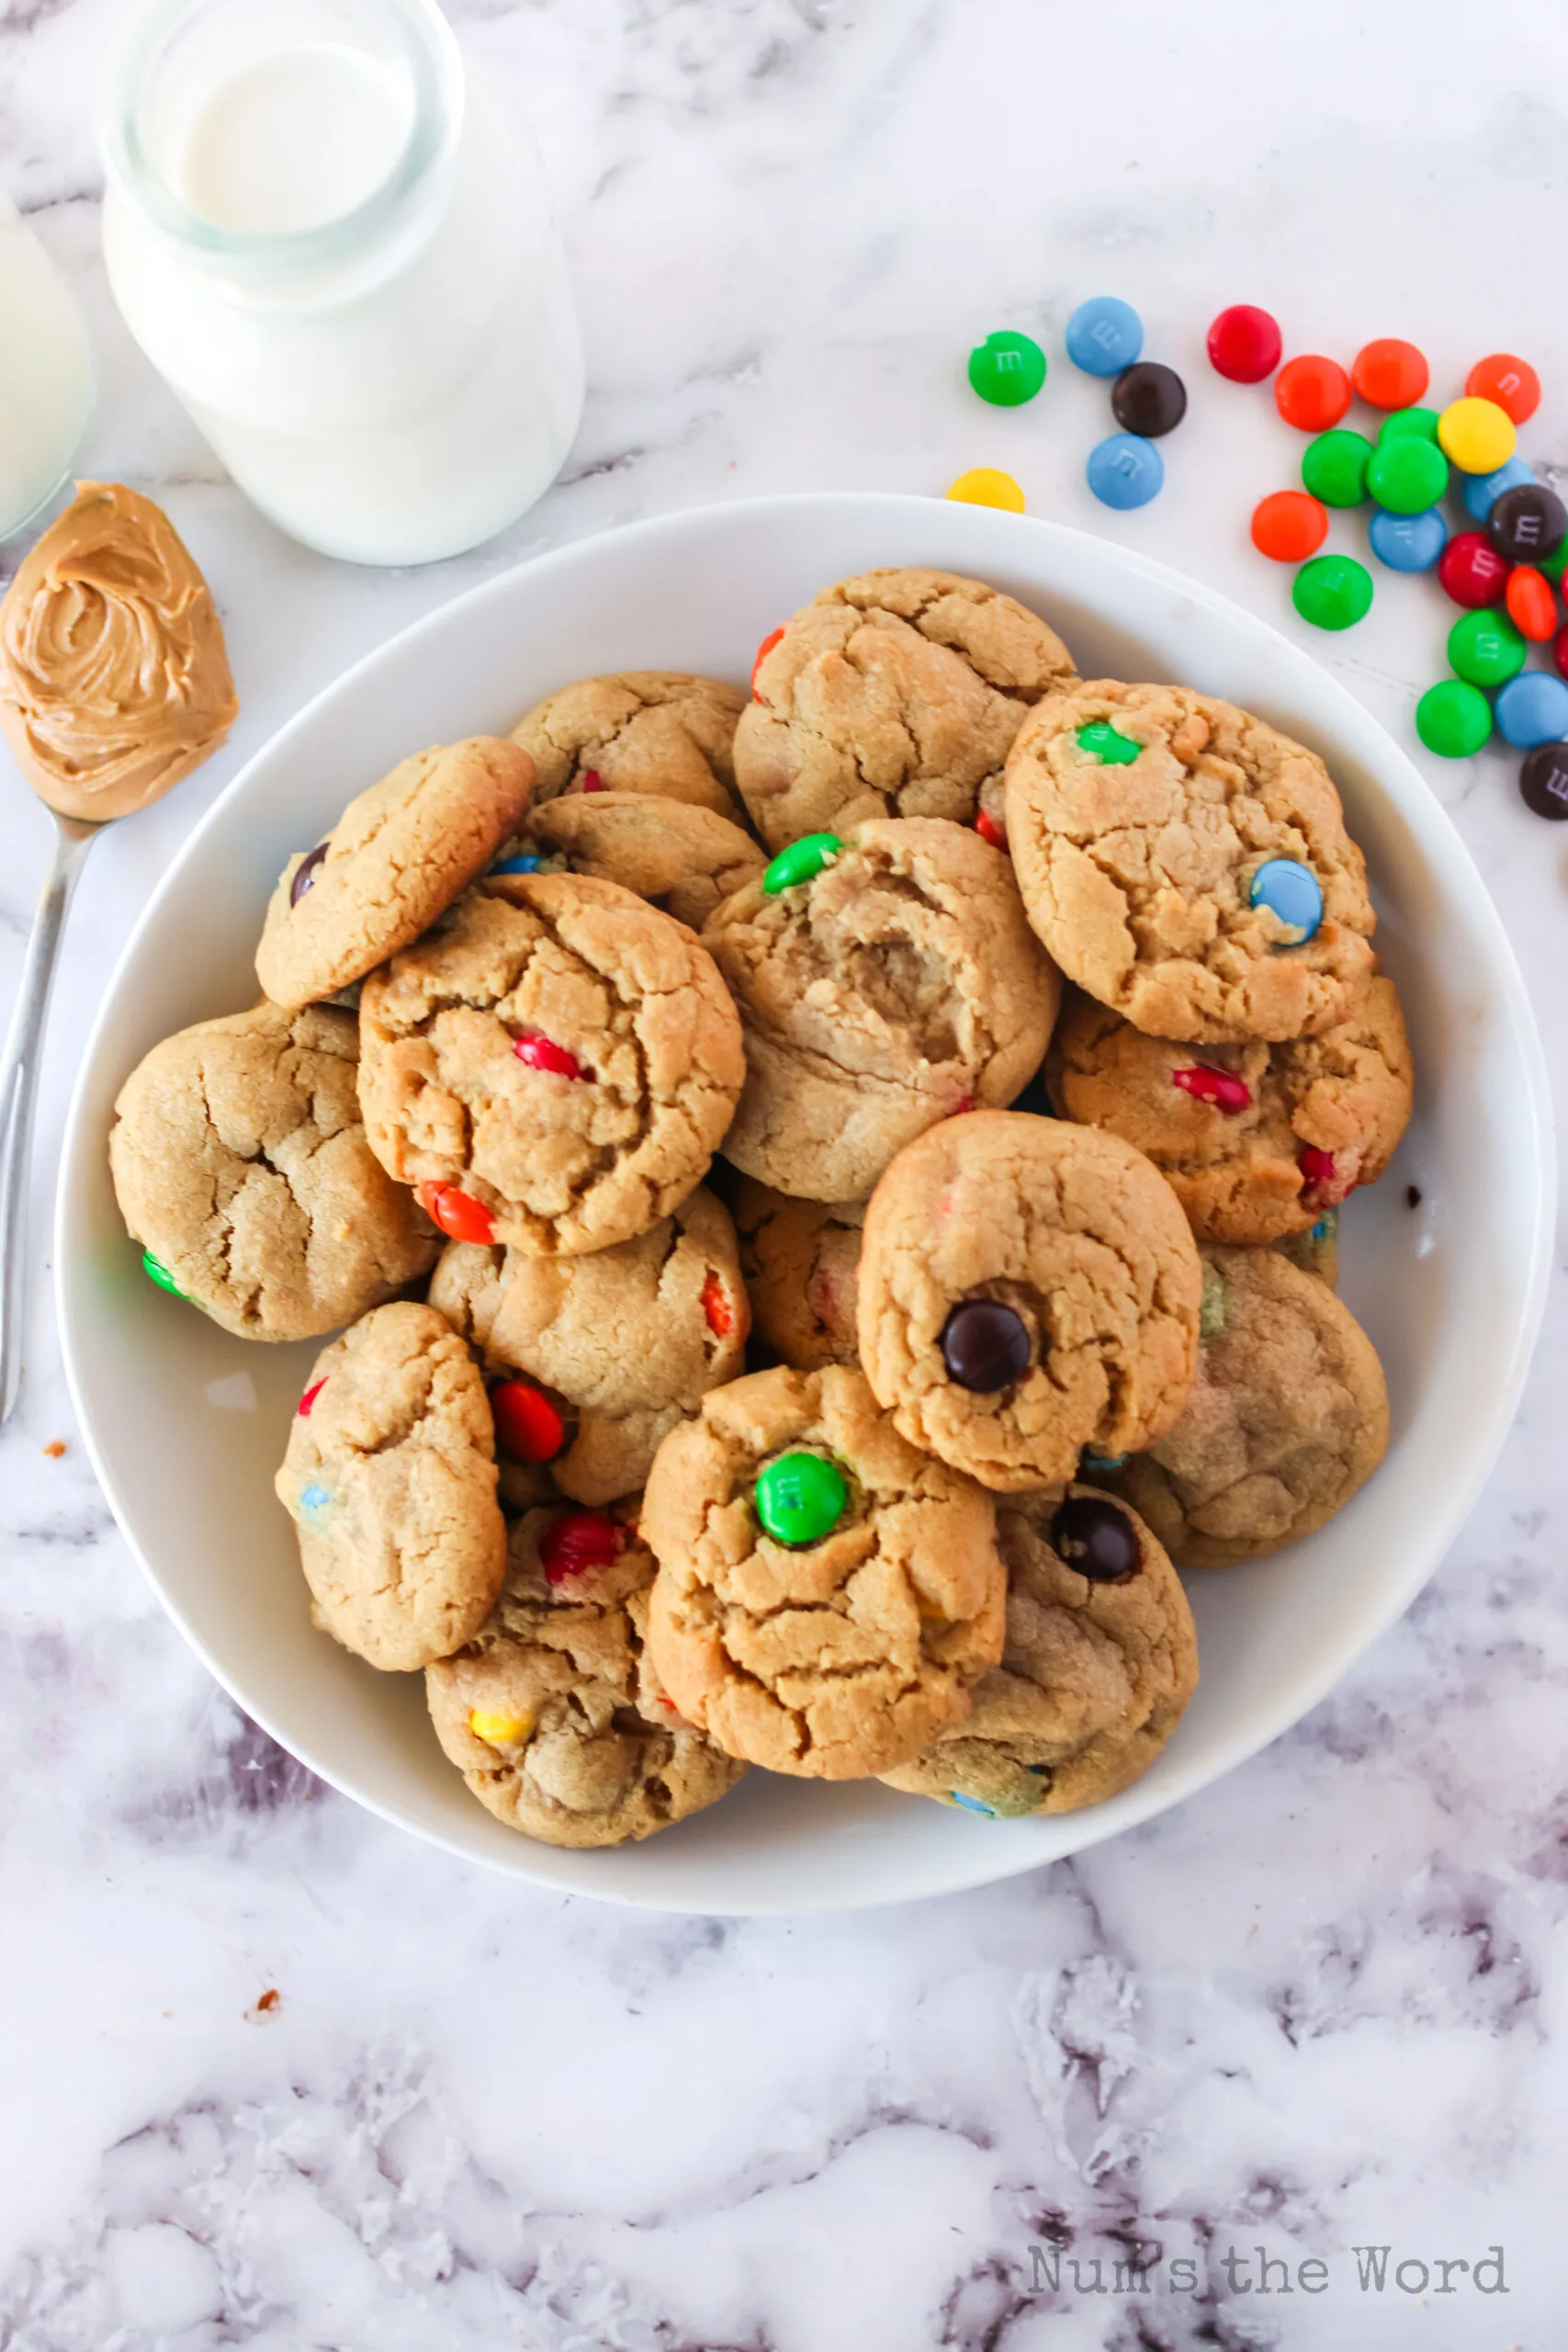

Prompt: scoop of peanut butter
[{"left": 0, "top": 481, "right": 238, "bottom": 822}]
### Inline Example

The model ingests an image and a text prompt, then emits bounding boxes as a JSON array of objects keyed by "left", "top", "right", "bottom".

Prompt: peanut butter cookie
[
  {"left": 1108, "top": 1246, "right": 1389, "bottom": 1566},
  {"left": 880, "top": 1484, "right": 1197, "bottom": 1817},
  {"left": 521, "top": 789, "right": 764, "bottom": 929},
  {"left": 357, "top": 872, "right": 745, "bottom": 1256},
  {"left": 642, "top": 1365, "right": 1005, "bottom": 1780},
  {"left": 734, "top": 1182, "right": 864, "bottom": 1370},
  {"left": 426, "top": 1500, "right": 746, "bottom": 1848},
  {"left": 108, "top": 1001, "right": 437, "bottom": 1342},
  {"left": 703, "top": 817, "right": 1060, "bottom": 1202},
  {"left": 276, "top": 1302, "right": 505, "bottom": 1671},
  {"left": 858, "top": 1111, "right": 1201, "bottom": 1491},
  {"left": 428, "top": 1185, "right": 749, "bottom": 1506},
  {"left": 735, "top": 568, "right": 1076, "bottom": 850},
  {"left": 1004, "top": 682, "right": 1376, "bottom": 1041},
  {"left": 510, "top": 670, "right": 747, "bottom": 820},
  {"left": 255, "top": 736, "right": 536, "bottom": 1010},
  {"left": 1045, "top": 974, "right": 1413, "bottom": 1243}
]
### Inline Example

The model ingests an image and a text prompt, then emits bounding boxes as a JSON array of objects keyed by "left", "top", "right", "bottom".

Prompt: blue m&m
[
  {"left": 949, "top": 1791, "right": 999, "bottom": 1817},
  {"left": 489, "top": 853, "right": 546, "bottom": 876},
  {"left": 1369, "top": 506, "right": 1447, "bottom": 573},
  {"left": 1087, "top": 433, "right": 1164, "bottom": 510},
  {"left": 1461, "top": 454, "right": 1534, "bottom": 525},
  {"left": 299, "top": 1483, "right": 333, "bottom": 1518},
  {"left": 1066, "top": 296, "right": 1144, "bottom": 377},
  {"left": 1249, "top": 858, "right": 1323, "bottom": 942},
  {"left": 1495, "top": 671, "right": 1568, "bottom": 749}
]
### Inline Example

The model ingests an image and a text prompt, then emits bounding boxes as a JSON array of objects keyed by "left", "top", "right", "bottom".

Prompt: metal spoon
[{"left": 0, "top": 809, "right": 100, "bottom": 1420}]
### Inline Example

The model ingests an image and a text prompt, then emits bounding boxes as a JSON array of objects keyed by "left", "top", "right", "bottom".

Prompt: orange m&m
[
  {"left": 1251, "top": 490, "right": 1328, "bottom": 563},
  {"left": 1506, "top": 565, "right": 1557, "bottom": 643},
  {"left": 1351, "top": 338, "right": 1429, "bottom": 411},
  {"left": 1466, "top": 353, "right": 1540, "bottom": 425},
  {"left": 1275, "top": 355, "right": 1351, "bottom": 434},
  {"left": 417, "top": 1181, "right": 495, "bottom": 1245}
]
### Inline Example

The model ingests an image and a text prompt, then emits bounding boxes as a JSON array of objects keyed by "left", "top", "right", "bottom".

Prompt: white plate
[{"left": 57, "top": 493, "right": 1554, "bottom": 1915}]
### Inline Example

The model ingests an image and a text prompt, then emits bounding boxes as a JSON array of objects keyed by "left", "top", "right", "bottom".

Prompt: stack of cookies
[{"left": 107, "top": 568, "right": 1411, "bottom": 1847}]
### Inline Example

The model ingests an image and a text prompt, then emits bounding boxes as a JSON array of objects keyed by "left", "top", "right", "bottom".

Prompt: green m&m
[
  {"left": 754, "top": 1451, "right": 847, "bottom": 1546},
  {"left": 1366, "top": 435, "right": 1449, "bottom": 516},
  {"left": 1292, "top": 553, "right": 1373, "bottom": 631},
  {"left": 761, "top": 833, "right": 840, "bottom": 894},
  {"left": 1416, "top": 679, "right": 1491, "bottom": 758},
  {"left": 1075, "top": 720, "right": 1141, "bottom": 764},
  {"left": 1301, "top": 428, "right": 1373, "bottom": 508},
  {"left": 141, "top": 1250, "right": 187, "bottom": 1298},
  {"left": 967, "top": 330, "right": 1047, "bottom": 408},
  {"left": 1448, "top": 608, "right": 1526, "bottom": 689},
  {"left": 1377, "top": 405, "right": 1441, "bottom": 447}
]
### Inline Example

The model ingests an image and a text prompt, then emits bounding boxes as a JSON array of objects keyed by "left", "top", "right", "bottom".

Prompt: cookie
[
  {"left": 857, "top": 1111, "right": 1201, "bottom": 1492},
  {"left": 276, "top": 1302, "right": 505, "bottom": 1670},
  {"left": 734, "top": 1182, "right": 863, "bottom": 1370},
  {"left": 735, "top": 568, "right": 1077, "bottom": 850},
  {"left": 1108, "top": 1246, "right": 1389, "bottom": 1566},
  {"left": 510, "top": 671, "right": 747, "bottom": 820},
  {"left": 357, "top": 871, "right": 745, "bottom": 1256},
  {"left": 108, "top": 1001, "right": 438, "bottom": 1342},
  {"left": 642, "top": 1364, "right": 1005, "bottom": 1780},
  {"left": 523, "top": 790, "right": 764, "bottom": 929},
  {"left": 255, "top": 737, "right": 536, "bottom": 1010},
  {"left": 703, "top": 817, "right": 1060, "bottom": 1201},
  {"left": 879, "top": 1484, "right": 1197, "bottom": 1817},
  {"left": 1274, "top": 1210, "right": 1339, "bottom": 1289},
  {"left": 427, "top": 1185, "right": 749, "bottom": 1505},
  {"left": 1004, "top": 682, "right": 1376, "bottom": 1041},
  {"left": 1044, "top": 974, "right": 1414, "bottom": 1243},
  {"left": 425, "top": 1500, "right": 746, "bottom": 1847}
]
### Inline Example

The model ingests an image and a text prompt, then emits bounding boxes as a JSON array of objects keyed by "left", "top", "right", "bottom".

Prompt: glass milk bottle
[
  {"left": 99, "top": 0, "right": 584, "bottom": 566},
  {"left": 0, "top": 194, "right": 95, "bottom": 541}
]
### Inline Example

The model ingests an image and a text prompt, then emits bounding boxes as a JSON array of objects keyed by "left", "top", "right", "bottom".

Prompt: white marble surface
[{"left": 3, "top": 0, "right": 1567, "bottom": 2343}]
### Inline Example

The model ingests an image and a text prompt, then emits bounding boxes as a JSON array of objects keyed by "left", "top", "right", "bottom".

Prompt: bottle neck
[{"left": 100, "top": 0, "right": 463, "bottom": 289}]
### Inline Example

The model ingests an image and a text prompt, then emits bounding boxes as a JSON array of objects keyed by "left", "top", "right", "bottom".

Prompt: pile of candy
[{"left": 960, "top": 298, "right": 1189, "bottom": 516}]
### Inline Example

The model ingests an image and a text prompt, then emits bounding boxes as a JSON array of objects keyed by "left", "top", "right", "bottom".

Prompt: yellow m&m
[
  {"left": 468, "top": 1708, "right": 534, "bottom": 1747},
  {"left": 1438, "top": 397, "right": 1517, "bottom": 476},
  {"left": 946, "top": 467, "right": 1025, "bottom": 513}
]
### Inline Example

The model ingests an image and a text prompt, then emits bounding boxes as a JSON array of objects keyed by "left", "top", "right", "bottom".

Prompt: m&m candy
[
  {"left": 1111, "top": 362, "right": 1187, "bottom": 437},
  {"left": 297, "top": 1377, "right": 328, "bottom": 1418},
  {"left": 1292, "top": 553, "right": 1372, "bottom": 631},
  {"left": 750, "top": 628, "right": 784, "bottom": 695},
  {"left": 1377, "top": 405, "right": 1440, "bottom": 447},
  {"left": 1495, "top": 671, "right": 1568, "bottom": 749},
  {"left": 967, "top": 330, "right": 1046, "bottom": 407},
  {"left": 701, "top": 1270, "right": 735, "bottom": 1338},
  {"left": 753, "top": 1451, "right": 848, "bottom": 1546},
  {"left": 1519, "top": 741, "right": 1568, "bottom": 819},
  {"left": 290, "top": 843, "right": 328, "bottom": 905},
  {"left": 1461, "top": 455, "right": 1534, "bottom": 526},
  {"left": 1066, "top": 296, "right": 1143, "bottom": 376},
  {"left": 1488, "top": 482, "right": 1567, "bottom": 564},
  {"left": 540, "top": 1510, "right": 624, "bottom": 1583},
  {"left": 418, "top": 1182, "right": 495, "bottom": 1245},
  {"left": 1448, "top": 608, "right": 1526, "bottom": 689},
  {"left": 1251, "top": 490, "right": 1328, "bottom": 562},
  {"left": 1416, "top": 679, "right": 1492, "bottom": 758},
  {"left": 469, "top": 1709, "right": 534, "bottom": 1747},
  {"left": 1466, "top": 353, "right": 1540, "bottom": 425},
  {"left": 1207, "top": 304, "right": 1282, "bottom": 383},
  {"left": 489, "top": 853, "right": 546, "bottom": 876},
  {"left": 513, "top": 1032, "right": 585, "bottom": 1079},
  {"left": 762, "top": 832, "right": 840, "bottom": 893},
  {"left": 299, "top": 1483, "right": 333, "bottom": 1519},
  {"left": 1437, "top": 531, "right": 1510, "bottom": 608},
  {"left": 1274, "top": 355, "right": 1351, "bottom": 433},
  {"left": 1369, "top": 506, "right": 1446, "bottom": 573},
  {"left": 1438, "top": 396, "right": 1516, "bottom": 474},
  {"left": 1506, "top": 566, "right": 1557, "bottom": 643},
  {"left": 1171, "top": 1065, "right": 1252, "bottom": 1113},
  {"left": 141, "top": 1249, "right": 186, "bottom": 1298},
  {"left": 1555, "top": 624, "right": 1568, "bottom": 682},
  {"left": 491, "top": 1379, "right": 566, "bottom": 1463},
  {"left": 1365, "top": 435, "right": 1448, "bottom": 516},
  {"left": 1351, "top": 338, "right": 1429, "bottom": 411},
  {"left": 1248, "top": 857, "right": 1323, "bottom": 940},
  {"left": 1301, "top": 430, "right": 1371, "bottom": 507},
  {"left": 947, "top": 468, "right": 1025, "bottom": 513},
  {"left": 1076, "top": 720, "right": 1141, "bottom": 763},
  {"left": 940, "top": 1299, "right": 1032, "bottom": 1391},
  {"left": 1086, "top": 433, "right": 1164, "bottom": 509},
  {"left": 1051, "top": 1493, "right": 1141, "bottom": 1582},
  {"left": 950, "top": 1792, "right": 998, "bottom": 1817}
]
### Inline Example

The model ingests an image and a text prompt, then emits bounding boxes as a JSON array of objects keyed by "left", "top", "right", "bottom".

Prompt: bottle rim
[{"left": 98, "top": 0, "right": 462, "bottom": 271}]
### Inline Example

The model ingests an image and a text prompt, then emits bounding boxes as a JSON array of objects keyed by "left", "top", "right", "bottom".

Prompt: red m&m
[
  {"left": 491, "top": 1380, "right": 566, "bottom": 1463},
  {"left": 1207, "top": 305, "right": 1282, "bottom": 383},
  {"left": 1172, "top": 1065, "right": 1252, "bottom": 1114},
  {"left": 418, "top": 1182, "right": 495, "bottom": 1245},
  {"left": 1437, "top": 531, "right": 1510, "bottom": 609},
  {"left": 513, "top": 1032, "right": 585, "bottom": 1080},
  {"left": 297, "top": 1378, "right": 327, "bottom": 1418},
  {"left": 751, "top": 628, "right": 784, "bottom": 697},
  {"left": 540, "top": 1511, "right": 624, "bottom": 1584},
  {"left": 974, "top": 808, "right": 1006, "bottom": 848},
  {"left": 701, "top": 1271, "right": 735, "bottom": 1339}
]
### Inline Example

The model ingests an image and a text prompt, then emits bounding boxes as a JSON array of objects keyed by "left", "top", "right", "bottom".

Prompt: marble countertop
[{"left": 3, "top": 0, "right": 1566, "bottom": 2344}]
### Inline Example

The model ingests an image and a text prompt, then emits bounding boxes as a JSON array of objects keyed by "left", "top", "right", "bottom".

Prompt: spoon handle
[{"left": 0, "top": 818, "right": 96, "bottom": 1424}]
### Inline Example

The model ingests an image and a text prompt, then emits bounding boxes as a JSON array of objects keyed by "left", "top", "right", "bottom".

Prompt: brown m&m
[
  {"left": 1050, "top": 1493, "right": 1140, "bottom": 1583},
  {"left": 1519, "top": 741, "right": 1568, "bottom": 820},
  {"left": 940, "top": 1299, "right": 1032, "bottom": 1392}
]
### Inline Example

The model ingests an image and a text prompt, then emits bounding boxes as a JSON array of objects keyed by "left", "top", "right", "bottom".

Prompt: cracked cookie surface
[
  {"left": 524, "top": 789, "right": 764, "bottom": 929},
  {"left": 425, "top": 1500, "right": 746, "bottom": 1847},
  {"left": 643, "top": 1364, "right": 1005, "bottom": 1779},
  {"left": 1107, "top": 1245, "right": 1389, "bottom": 1566},
  {"left": 276, "top": 1301, "right": 505, "bottom": 1671},
  {"left": 1004, "top": 682, "right": 1376, "bottom": 1041},
  {"left": 255, "top": 736, "right": 535, "bottom": 1010},
  {"left": 108, "top": 1001, "right": 438, "bottom": 1341},
  {"left": 735, "top": 567, "right": 1077, "bottom": 849},
  {"left": 428, "top": 1185, "right": 749, "bottom": 1505},
  {"left": 703, "top": 817, "right": 1060, "bottom": 1201},
  {"left": 880, "top": 1484, "right": 1197, "bottom": 1816},
  {"left": 735, "top": 1182, "right": 864, "bottom": 1370},
  {"left": 357, "top": 871, "right": 746, "bottom": 1255},
  {"left": 858, "top": 1111, "right": 1201, "bottom": 1491},
  {"left": 510, "top": 670, "right": 747, "bottom": 821},
  {"left": 1045, "top": 974, "right": 1413, "bottom": 1243}
]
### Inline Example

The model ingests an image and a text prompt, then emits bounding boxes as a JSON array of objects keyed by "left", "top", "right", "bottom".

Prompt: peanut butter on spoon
[{"left": 0, "top": 480, "right": 237, "bottom": 821}]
